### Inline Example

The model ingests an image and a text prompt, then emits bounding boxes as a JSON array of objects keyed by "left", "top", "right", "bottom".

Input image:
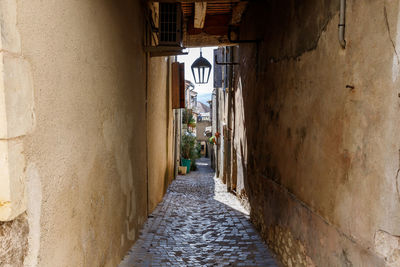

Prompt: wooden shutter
[
  {"left": 179, "top": 63, "right": 185, "bottom": 108},
  {"left": 172, "top": 62, "right": 185, "bottom": 109}
]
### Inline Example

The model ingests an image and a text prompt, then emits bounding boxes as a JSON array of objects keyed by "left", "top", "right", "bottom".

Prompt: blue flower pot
[{"left": 181, "top": 158, "right": 191, "bottom": 173}]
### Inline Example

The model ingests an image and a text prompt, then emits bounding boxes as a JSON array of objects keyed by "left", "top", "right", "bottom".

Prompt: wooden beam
[
  {"left": 183, "top": 32, "right": 233, "bottom": 47},
  {"left": 145, "top": 46, "right": 186, "bottom": 52},
  {"left": 148, "top": 2, "right": 159, "bottom": 46},
  {"left": 150, "top": 51, "right": 188, "bottom": 57},
  {"left": 146, "top": 46, "right": 188, "bottom": 57},
  {"left": 148, "top": 0, "right": 240, "bottom": 3},
  {"left": 148, "top": 2, "right": 159, "bottom": 28},
  {"left": 194, "top": 2, "right": 207, "bottom": 28},
  {"left": 231, "top": 1, "right": 247, "bottom": 25}
]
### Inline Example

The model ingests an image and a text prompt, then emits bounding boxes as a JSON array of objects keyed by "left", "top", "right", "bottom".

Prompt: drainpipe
[
  {"left": 174, "top": 109, "right": 180, "bottom": 177},
  {"left": 216, "top": 88, "right": 220, "bottom": 178},
  {"left": 339, "top": 0, "right": 346, "bottom": 48},
  {"left": 226, "top": 47, "right": 233, "bottom": 192}
]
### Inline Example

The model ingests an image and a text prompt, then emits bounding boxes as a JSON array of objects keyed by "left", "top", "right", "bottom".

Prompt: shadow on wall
[{"left": 236, "top": 0, "right": 391, "bottom": 266}]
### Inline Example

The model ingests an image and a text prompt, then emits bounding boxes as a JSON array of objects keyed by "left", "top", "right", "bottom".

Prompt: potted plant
[
  {"left": 190, "top": 142, "right": 202, "bottom": 171},
  {"left": 182, "top": 108, "right": 196, "bottom": 129},
  {"left": 181, "top": 133, "right": 196, "bottom": 173},
  {"left": 209, "top": 136, "right": 216, "bottom": 144},
  {"left": 188, "top": 118, "right": 196, "bottom": 128}
]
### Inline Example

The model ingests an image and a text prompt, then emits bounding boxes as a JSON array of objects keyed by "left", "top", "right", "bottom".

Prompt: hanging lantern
[{"left": 191, "top": 50, "right": 212, "bottom": 84}]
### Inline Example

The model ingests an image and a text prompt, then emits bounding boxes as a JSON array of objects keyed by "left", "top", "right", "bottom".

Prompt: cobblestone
[{"left": 119, "top": 158, "right": 278, "bottom": 267}]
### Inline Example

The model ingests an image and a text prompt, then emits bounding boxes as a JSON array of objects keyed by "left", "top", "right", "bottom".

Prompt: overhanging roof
[{"left": 148, "top": 0, "right": 248, "bottom": 47}]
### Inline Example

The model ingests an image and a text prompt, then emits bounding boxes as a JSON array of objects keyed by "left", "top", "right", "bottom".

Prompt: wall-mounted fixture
[
  {"left": 191, "top": 49, "right": 212, "bottom": 84},
  {"left": 339, "top": 0, "right": 346, "bottom": 48}
]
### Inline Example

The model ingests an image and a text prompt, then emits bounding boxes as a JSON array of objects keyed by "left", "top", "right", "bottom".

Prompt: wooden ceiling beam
[
  {"left": 231, "top": 1, "right": 247, "bottom": 25},
  {"left": 148, "top": 0, "right": 240, "bottom": 3},
  {"left": 194, "top": 2, "right": 207, "bottom": 28}
]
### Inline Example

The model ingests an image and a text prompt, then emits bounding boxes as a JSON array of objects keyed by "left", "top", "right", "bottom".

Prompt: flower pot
[
  {"left": 181, "top": 158, "right": 191, "bottom": 173},
  {"left": 178, "top": 166, "right": 187, "bottom": 175}
]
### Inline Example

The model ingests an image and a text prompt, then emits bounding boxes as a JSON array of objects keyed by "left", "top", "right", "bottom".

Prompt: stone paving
[{"left": 119, "top": 158, "right": 278, "bottom": 267}]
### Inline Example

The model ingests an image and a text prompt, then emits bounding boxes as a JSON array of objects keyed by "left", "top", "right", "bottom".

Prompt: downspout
[
  {"left": 172, "top": 57, "right": 179, "bottom": 178},
  {"left": 145, "top": 14, "right": 150, "bottom": 216},
  {"left": 339, "top": 0, "right": 346, "bottom": 48},
  {"left": 226, "top": 47, "right": 233, "bottom": 192},
  {"left": 216, "top": 89, "right": 219, "bottom": 177}
]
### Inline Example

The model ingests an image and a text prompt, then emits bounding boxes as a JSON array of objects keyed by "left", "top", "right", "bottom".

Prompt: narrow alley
[
  {"left": 119, "top": 158, "right": 278, "bottom": 267},
  {"left": 2, "top": 0, "right": 400, "bottom": 266}
]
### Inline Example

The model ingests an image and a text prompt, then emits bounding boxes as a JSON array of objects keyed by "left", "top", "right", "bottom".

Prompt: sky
[{"left": 177, "top": 47, "right": 216, "bottom": 103}]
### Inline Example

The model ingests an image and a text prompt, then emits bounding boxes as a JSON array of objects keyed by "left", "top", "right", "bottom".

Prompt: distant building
[
  {"left": 196, "top": 101, "right": 211, "bottom": 122},
  {"left": 195, "top": 101, "right": 212, "bottom": 158},
  {"left": 184, "top": 80, "right": 197, "bottom": 111},
  {"left": 199, "top": 112, "right": 210, "bottom": 121}
]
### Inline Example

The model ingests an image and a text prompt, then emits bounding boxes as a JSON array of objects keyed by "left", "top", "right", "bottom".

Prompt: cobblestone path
[{"left": 119, "top": 158, "right": 278, "bottom": 267}]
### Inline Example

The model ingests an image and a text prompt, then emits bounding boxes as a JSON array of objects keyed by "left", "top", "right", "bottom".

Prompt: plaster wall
[
  {"left": 217, "top": 88, "right": 226, "bottom": 180},
  {"left": 0, "top": 0, "right": 160, "bottom": 266},
  {"left": 147, "top": 57, "right": 175, "bottom": 213},
  {"left": 233, "top": 77, "right": 248, "bottom": 205},
  {"left": 196, "top": 120, "right": 211, "bottom": 142},
  {"left": 238, "top": 0, "right": 400, "bottom": 266}
]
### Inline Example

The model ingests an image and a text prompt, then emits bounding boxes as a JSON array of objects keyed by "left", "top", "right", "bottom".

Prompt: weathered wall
[
  {"left": 233, "top": 76, "right": 248, "bottom": 208},
  {"left": 0, "top": 213, "right": 28, "bottom": 266},
  {"left": 0, "top": 0, "right": 33, "bottom": 264},
  {"left": 217, "top": 88, "right": 226, "bottom": 181},
  {"left": 147, "top": 57, "right": 175, "bottom": 213},
  {"left": 196, "top": 121, "right": 211, "bottom": 142},
  {"left": 0, "top": 0, "right": 160, "bottom": 266},
  {"left": 238, "top": 0, "right": 400, "bottom": 266}
]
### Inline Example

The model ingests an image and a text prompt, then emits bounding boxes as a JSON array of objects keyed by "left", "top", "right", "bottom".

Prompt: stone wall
[
  {"left": 0, "top": 214, "right": 28, "bottom": 266},
  {"left": 237, "top": 0, "right": 400, "bottom": 266},
  {"left": 0, "top": 0, "right": 38, "bottom": 265}
]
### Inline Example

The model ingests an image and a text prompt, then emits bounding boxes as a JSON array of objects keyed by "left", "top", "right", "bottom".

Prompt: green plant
[
  {"left": 190, "top": 158, "right": 197, "bottom": 171},
  {"left": 209, "top": 136, "right": 216, "bottom": 144},
  {"left": 188, "top": 118, "right": 196, "bottom": 128},
  {"left": 196, "top": 142, "right": 201, "bottom": 158},
  {"left": 190, "top": 142, "right": 202, "bottom": 171},
  {"left": 182, "top": 109, "right": 189, "bottom": 125},
  {"left": 181, "top": 133, "right": 201, "bottom": 171},
  {"left": 182, "top": 108, "right": 195, "bottom": 127},
  {"left": 181, "top": 133, "right": 196, "bottom": 159}
]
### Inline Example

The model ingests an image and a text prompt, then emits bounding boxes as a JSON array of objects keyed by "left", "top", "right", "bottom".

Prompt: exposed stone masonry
[{"left": 0, "top": 213, "right": 29, "bottom": 266}]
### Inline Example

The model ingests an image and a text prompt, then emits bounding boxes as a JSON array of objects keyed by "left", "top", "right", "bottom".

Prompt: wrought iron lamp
[{"left": 191, "top": 49, "right": 212, "bottom": 84}]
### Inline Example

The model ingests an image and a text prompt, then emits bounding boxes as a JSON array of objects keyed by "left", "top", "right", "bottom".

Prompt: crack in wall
[
  {"left": 396, "top": 149, "right": 400, "bottom": 203},
  {"left": 384, "top": 3, "right": 400, "bottom": 66},
  {"left": 269, "top": 14, "right": 335, "bottom": 63},
  {"left": 239, "top": 1, "right": 398, "bottom": 266},
  {"left": 267, "top": 3, "right": 338, "bottom": 63},
  {"left": 375, "top": 229, "right": 400, "bottom": 266},
  {"left": 341, "top": 249, "right": 353, "bottom": 267},
  {"left": 396, "top": 169, "right": 400, "bottom": 202},
  {"left": 257, "top": 170, "right": 383, "bottom": 261}
]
